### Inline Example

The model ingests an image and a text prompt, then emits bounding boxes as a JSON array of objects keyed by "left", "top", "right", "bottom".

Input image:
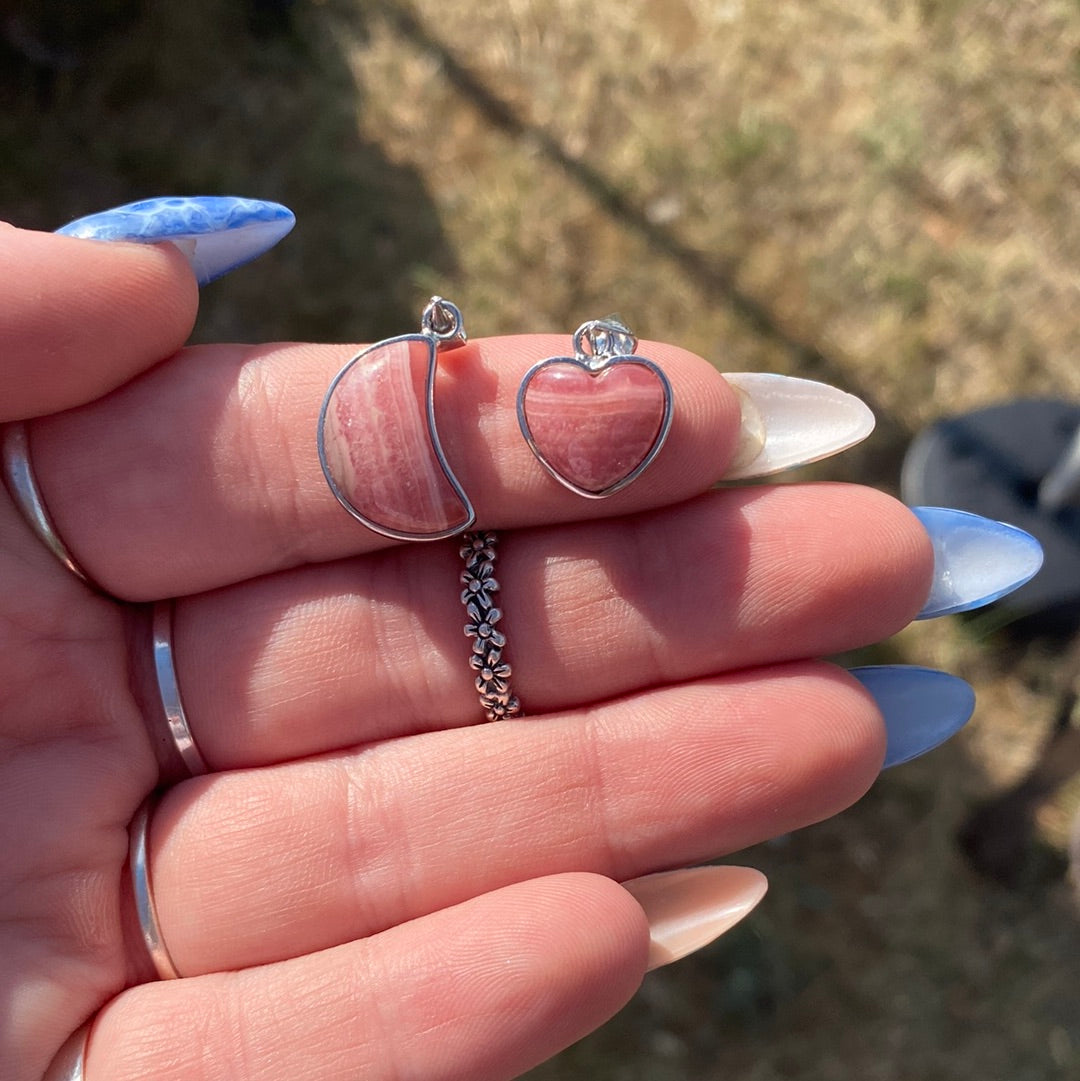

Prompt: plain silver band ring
[
  {"left": 1, "top": 422, "right": 93, "bottom": 585},
  {"left": 41, "top": 1021, "right": 91, "bottom": 1081},
  {"left": 153, "top": 600, "right": 209, "bottom": 776},
  {"left": 130, "top": 796, "right": 181, "bottom": 980}
]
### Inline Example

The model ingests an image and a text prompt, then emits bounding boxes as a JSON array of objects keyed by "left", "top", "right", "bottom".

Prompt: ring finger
[{"left": 146, "top": 660, "right": 883, "bottom": 978}]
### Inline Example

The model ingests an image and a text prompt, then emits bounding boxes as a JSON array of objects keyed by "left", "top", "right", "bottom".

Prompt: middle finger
[{"left": 172, "top": 482, "right": 930, "bottom": 769}]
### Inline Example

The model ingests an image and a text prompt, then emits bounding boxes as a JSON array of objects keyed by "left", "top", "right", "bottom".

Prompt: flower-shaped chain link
[{"left": 460, "top": 531, "right": 521, "bottom": 721}]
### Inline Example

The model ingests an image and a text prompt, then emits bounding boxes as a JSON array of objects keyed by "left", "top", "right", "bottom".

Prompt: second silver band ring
[
  {"left": 41, "top": 1021, "right": 91, "bottom": 1081},
  {"left": 460, "top": 531, "right": 521, "bottom": 721},
  {"left": 152, "top": 600, "right": 209, "bottom": 777},
  {"left": 129, "top": 795, "right": 181, "bottom": 980}
]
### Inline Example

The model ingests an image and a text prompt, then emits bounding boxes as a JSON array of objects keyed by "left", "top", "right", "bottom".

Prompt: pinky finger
[
  {"left": 85, "top": 869, "right": 765, "bottom": 1081},
  {"left": 89, "top": 874, "right": 650, "bottom": 1081}
]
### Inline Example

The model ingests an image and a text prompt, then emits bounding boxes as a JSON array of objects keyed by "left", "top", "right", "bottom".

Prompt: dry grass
[{"left": 2, "top": 0, "right": 1079, "bottom": 1077}]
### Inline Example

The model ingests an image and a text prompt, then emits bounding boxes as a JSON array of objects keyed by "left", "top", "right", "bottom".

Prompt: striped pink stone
[
  {"left": 521, "top": 360, "right": 667, "bottom": 494},
  {"left": 322, "top": 338, "right": 471, "bottom": 536}
]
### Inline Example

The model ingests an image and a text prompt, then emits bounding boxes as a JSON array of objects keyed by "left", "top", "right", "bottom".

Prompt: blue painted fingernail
[
  {"left": 850, "top": 665, "right": 975, "bottom": 769},
  {"left": 913, "top": 506, "right": 1043, "bottom": 619},
  {"left": 55, "top": 196, "right": 295, "bottom": 285}
]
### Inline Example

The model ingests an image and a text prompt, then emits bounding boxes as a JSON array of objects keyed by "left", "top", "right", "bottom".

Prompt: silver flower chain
[{"left": 460, "top": 531, "right": 521, "bottom": 721}]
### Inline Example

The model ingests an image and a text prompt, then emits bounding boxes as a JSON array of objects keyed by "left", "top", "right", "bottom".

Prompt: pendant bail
[
  {"left": 421, "top": 296, "right": 468, "bottom": 348},
  {"left": 572, "top": 317, "right": 637, "bottom": 370}
]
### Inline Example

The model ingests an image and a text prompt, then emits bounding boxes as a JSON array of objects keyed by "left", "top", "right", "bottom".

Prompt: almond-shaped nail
[
  {"left": 912, "top": 506, "right": 1043, "bottom": 619},
  {"left": 850, "top": 664, "right": 976, "bottom": 769},
  {"left": 722, "top": 372, "right": 876, "bottom": 479},
  {"left": 55, "top": 195, "right": 295, "bottom": 285},
  {"left": 622, "top": 865, "right": 767, "bottom": 971}
]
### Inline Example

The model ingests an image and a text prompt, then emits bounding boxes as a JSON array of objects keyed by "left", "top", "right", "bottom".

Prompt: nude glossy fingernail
[
  {"left": 55, "top": 195, "right": 295, "bottom": 285},
  {"left": 849, "top": 664, "right": 976, "bottom": 769},
  {"left": 912, "top": 506, "right": 1043, "bottom": 619},
  {"left": 722, "top": 373, "right": 876, "bottom": 479},
  {"left": 621, "top": 865, "right": 767, "bottom": 971}
]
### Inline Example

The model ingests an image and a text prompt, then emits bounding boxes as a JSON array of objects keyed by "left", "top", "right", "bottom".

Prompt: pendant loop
[
  {"left": 572, "top": 317, "right": 638, "bottom": 369},
  {"left": 421, "top": 296, "right": 468, "bottom": 348}
]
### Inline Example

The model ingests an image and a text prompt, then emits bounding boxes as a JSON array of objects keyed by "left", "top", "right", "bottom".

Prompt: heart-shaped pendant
[{"left": 517, "top": 319, "right": 673, "bottom": 498}]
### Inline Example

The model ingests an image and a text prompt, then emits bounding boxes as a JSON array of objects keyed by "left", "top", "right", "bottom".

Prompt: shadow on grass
[
  {"left": 0, "top": 0, "right": 454, "bottom": 344},
  {"left": 372, "top": 0, "right": 913, "bottom": 490}
]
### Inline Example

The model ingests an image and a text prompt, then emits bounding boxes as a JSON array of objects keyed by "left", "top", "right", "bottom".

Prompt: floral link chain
[{"left": 460, "top": 531, "right": 521, "bottom": 721}]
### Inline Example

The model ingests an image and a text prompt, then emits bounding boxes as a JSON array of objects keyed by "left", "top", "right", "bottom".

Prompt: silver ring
[
  {"left": 1, "top": 422, "right": 93, "bottom": 585},
  {"left": 41, "top": 1021, "right": 90, "bottom": 1081},
  {"left": 153, "top": 600, "right": 209, "bottom": 776},
  {"left": 460, "top": 531, "right": 521, "bottom": 721},
  {"left": 129, "top": 796, "right": 181, "bottom": 980}
]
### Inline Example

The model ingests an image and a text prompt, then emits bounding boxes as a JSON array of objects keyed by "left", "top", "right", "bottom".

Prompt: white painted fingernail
[
  {"left": 722, "top": 373, "right": 876, "bottom": 479},
  {"left": 622, "top": 865, "right": 768, "bottom": 971}
]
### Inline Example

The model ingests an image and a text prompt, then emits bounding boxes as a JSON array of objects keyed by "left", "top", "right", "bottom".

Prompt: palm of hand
[
  {"left": 0, "top": 551, "right": 155, "bottom": 1076},
  {"left": 1, "top": 226, "right": 934, "bottom": 1081}
]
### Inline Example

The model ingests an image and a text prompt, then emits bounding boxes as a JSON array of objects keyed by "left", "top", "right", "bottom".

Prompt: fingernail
[
  {"left": 912, "top": 506, "right": 1043, "bottom": 619},
  {"left": 621, "top": 865, "right": 767, "bottom": 971},
  {"left": 55, "top": 195, "right": 295, "bottom": 285},
  {"left": 722, "top": 373, "right": 876, "bottom": 480},
  {"left": 849, "top": 665, "right": 976, "bottom": 769}
]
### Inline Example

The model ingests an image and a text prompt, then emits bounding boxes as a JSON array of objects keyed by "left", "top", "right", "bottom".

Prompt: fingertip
[
  {"left": 820, "top": 662, "right": 892, "bottom": 781},
  {"left": 503, "top": 871, "right": 653, "bottom": 991},
  {"left": 722, "top": 662, "right": 891, "bottom": 822},
  {"left": 647, "top": 339, "right": 744, "bottom": 489},
  {"left": 810, "top": 485, "right": 937, "bottom": 631},
  {"left": 0, "top": 227, "right": 198, "bottom": 419},
  {"left": 809, "top": 662, "right": 894, "bottom": 803}
]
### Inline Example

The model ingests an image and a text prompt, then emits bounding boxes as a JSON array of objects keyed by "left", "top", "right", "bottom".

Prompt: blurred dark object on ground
[
  {"left": 904, "top": 400, "right": 1080, "bottom": 894},
  {"left": 956, "top": 636, "right": 1080, "bottom": 891}
]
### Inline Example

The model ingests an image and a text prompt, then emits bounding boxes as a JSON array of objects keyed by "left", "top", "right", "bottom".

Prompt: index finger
[{"left": 29, "top": 333, "right": 744, "bottom": 598}]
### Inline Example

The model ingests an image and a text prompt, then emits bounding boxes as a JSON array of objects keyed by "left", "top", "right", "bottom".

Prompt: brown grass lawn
[{"left": 3, "top": 1, "right": 1079, "bottom": 1077}]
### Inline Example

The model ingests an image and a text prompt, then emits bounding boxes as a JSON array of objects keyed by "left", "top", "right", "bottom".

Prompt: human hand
[{"left": 2, "top": 202, "right": 1039, "bottom": 1081}]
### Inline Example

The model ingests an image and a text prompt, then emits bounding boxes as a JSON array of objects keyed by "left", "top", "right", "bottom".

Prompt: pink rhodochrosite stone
[
  {"left": 322, "top": 337, "right": 471, "bottom": 536},
  {"left": 522, "top": 361, "right": 667, "bottom": 494}
]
